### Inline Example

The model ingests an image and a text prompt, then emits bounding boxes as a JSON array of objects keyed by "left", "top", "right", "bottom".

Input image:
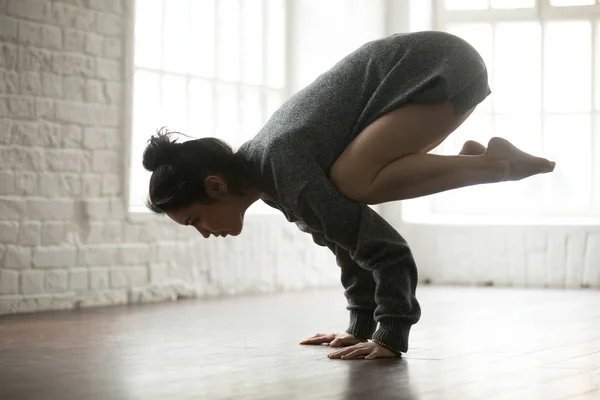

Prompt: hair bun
[{"left": 142, "top": 128, "right": 176, "bottom": 172}]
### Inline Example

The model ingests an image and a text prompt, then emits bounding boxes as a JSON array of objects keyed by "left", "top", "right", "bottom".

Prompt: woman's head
[{"left": 142, "top": 128, "right": 259, "bottom": 238}]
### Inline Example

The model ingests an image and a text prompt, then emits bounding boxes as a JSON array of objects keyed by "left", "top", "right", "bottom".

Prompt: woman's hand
[
  {"left": 299, "top": 332, "right": 363, "bottom": 347},
  {"left": 327, "top": 341, "right": 398, "bottom": 360}
]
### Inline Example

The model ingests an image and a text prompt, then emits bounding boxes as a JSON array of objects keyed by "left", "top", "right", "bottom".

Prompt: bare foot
[
  {"left": 459, "top": 140, "right": 487, "bottom": 156},
  {"left": 485, "top": 137, "right": 555, "bottom": 181}
]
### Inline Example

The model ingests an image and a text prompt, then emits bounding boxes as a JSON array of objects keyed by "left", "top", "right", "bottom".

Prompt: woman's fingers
[{"left": 299, "top": 333, "right": 334, "bottom": 345}]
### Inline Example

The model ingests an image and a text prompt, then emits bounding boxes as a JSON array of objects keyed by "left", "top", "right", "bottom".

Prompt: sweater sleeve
[
  {"left": 296, "top": 222, "right": 378, "bottom": 340},
  {"left": 291, "top": 176, "right": 422, "bottom": 354}
]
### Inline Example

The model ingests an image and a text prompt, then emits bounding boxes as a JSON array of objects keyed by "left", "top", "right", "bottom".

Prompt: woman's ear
[{"left": 204, "top": 175, "right": 228, "bottom": 198}]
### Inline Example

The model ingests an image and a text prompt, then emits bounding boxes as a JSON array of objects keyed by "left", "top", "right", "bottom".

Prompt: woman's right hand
[{"left": 299, "top": 332, "right": 364, "bottom": 347}]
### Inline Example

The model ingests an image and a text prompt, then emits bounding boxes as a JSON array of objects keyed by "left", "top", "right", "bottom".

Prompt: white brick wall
[
  {"left": 382, "top": 207, "right": 600, "bottom": 290},
  {"left": 0, "top": 0, "right": 339, "bottom": 316}
]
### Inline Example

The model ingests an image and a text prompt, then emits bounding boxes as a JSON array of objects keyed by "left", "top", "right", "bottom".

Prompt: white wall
[{"left": 0, "top": 0, "right": 389, "bottom": 315}]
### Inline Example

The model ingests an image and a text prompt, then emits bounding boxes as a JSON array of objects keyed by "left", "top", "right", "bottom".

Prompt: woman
[{"left": 142, "top": 31, "right": 555, "bottom": 360}]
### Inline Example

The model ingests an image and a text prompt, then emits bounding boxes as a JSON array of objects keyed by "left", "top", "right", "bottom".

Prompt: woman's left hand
[{"left": 327, "top": 341, "right": 399, "bottom": 360}]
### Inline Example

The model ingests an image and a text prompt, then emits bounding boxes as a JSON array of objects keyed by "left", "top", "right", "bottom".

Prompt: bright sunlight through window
[
  {"left": 403, "top": 0, "right": 600, "bottom": 225},
  {"left": 128, "top": 0, "right": 286, "bottom": 213}
]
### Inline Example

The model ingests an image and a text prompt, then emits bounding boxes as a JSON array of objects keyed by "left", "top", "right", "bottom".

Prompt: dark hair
[{"left": 142, "top": 127, "right": 255, "bottom": 214}]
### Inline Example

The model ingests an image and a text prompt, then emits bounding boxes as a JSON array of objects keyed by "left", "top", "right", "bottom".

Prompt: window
[
  {"left": 403, "top": 0, "right": 600, "bottom": 224},
  {"left": 128, "top": 0, "right": 287, "bottom": 212}
]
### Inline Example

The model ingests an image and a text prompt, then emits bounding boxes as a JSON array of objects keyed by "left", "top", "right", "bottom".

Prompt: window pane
[
  {"left": 494, "top": 22, "right": 541, "bottom": 113},
  {"left": 161, "top": 74, "right": 188, "bottom": 133},
  {"left": 162, "top": 0, "right": 190, "bottom": 73},
  {"left": 189, "top": 0, "right": 215, "bottom": 78},
  {"left": 265, "top": 90, "right": 284, "bottom": 121},
  {"left": 490, "top": 0, "right": 534, "bottom": 8},
  {"left": 544, "top": 21, "right": 592, "bottom": 113},
  {"left": 215, "top": 83, "right": 239, "bottom": 145},
  {"left": 216, "top": 0, "right": 241, "bottom": 82},
  {"left": 445, "top": 24, "right": 493, "bottom": 113},
  {"left": 134, "top": 0, "right": 162, "bottom": 69},
  {"left": 550, "top": 0, "right": 594, "bottom": 5},
  {"left": 239, "top": 87, "right": 262, "bottom": 144},
  {"left": 240, "top": 0, "right": 263, "bottom": 86},
  {"left": 266, "top": 0, "right": 286, "bottom": 88},
  {"left": 444, "top": 0, "right": 488, "bottom": 10},
  {"left": 596, "top": 22, "right": 600, "bottom": 111},
  {"left": 492, "top": 114, "right": 545, "bottom": 207},
  {"left": 541, "top": 114, "right": 592, "bottom": 207},
  {"left": 595, "top": 115, "right": 600, "bottom": 205},
  {"left": 130, "top": 70, "right": 161, "bottom": 208},
  {"left": 189, "top": 79, "right": 213, "bottom": 138}
]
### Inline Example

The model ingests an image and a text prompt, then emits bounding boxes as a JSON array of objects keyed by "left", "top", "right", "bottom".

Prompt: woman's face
[{"left": 166, "top": 176, "right": 248, "bottom": 238}]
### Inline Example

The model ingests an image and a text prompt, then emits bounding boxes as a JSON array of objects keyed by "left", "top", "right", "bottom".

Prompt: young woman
[{"left": 142, "top": 31, "right": 555, "bottom": 361}]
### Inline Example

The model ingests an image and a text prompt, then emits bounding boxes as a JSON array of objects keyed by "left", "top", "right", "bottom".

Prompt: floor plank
[{"left": 1, "top": 286, "right": 599, "bottom": 400}]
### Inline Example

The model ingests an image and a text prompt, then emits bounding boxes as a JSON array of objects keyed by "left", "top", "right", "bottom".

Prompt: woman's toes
[{"left": 459, "top": 140, "right": 487, "bottom": 156}]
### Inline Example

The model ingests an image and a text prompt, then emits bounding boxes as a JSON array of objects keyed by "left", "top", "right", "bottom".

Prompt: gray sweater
[{"left": 238, "top": 31, "right": 491, "bottom": 353}]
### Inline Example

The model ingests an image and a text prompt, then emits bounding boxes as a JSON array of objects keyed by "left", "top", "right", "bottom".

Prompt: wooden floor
[{"left": 1, "top": 286, "right": 600, "bottom": 400}]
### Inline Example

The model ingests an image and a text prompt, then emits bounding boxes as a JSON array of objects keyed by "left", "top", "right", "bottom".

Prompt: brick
[
  {"left": 63, "top": 76, "right": 85, "bottom": 101},
  {"left": 84, "top": 222, "right": 104, "bottom": 243},
  {"left": 0, "top": 119, "right": 10, "bottom": 144},
  {"left": 0, "top": 269, "right": 19, "bottom": 295},
  {"left": 109, "top": 197, "right": 125, "bottom": 219},
  {"left": 78, "top": 245, "right": 118, "bottom": 266},
  {"left": 11, "top": 120, "right": 42, "bottom": 146},
  {"left": 104, "top": 37, "right": 122, "bottom": 59},
  {"left": 97, "top": 12, "right": 122, "bottom": 36},
  {"left": 25, "top": 198, "right": 75, "bottom": 220},
  {"left": 102, "top": 173, "right": 120, "bottom": 195},
  {"left": 0, "top": 171, "right": 16, "bottom": 194},
  {"left": 0, "top": 69, "right": 19, "bottom": 94},
  {"left": 19, "top": 221, "right": 41, "bottom": 246},
  {"left": 83, "top": 127, "right": 118, "bottom": 149},
  {"left": 15, "top": 171, "right": 37, "bottom": 195},
  {"left": 0, "top": 197, "right": 25, "bottom": 220},
  {"left": 82, "top": 198, "right": 111, "bottom": 219},
  {"left": 52, "top": 3, "right": 95, "bottom": 31},
  {"left": 46, "top": 149, "right": 83, "bottom": 172},
  {"left": 105, "top": 81, "right": 120, "bottom": 104},
  {"left": 60, "top": 124, "right": 83, "bottom": 148},
  {"left": 4, "top": 245, "right": 32, "bottom": 268},
  {"left": 19, "top": 72, "right": 42, "bottom": 96},
  {"left": 0, "top": 97, "right": 7, "bottom": 117},
  {"left": 0, "top": 16, "right": 18, "bottom": 41},
  {"left": 103, "top": 221, "right": 122, "bottom": 242},
  {"left": 35, "top": 98, "right": 54, "bottom": 118},
  {"left": 89, "top": 267, "right": 109, "bottom": 289},
  {"left": 42, "top": 25, "right": 62, "bottom": 50},
  {"left": 583, "top": 233, "right": 600, "bottom": 287},
  {"left": 1, "top": 147, "right": 45, "bottom": 171},
  {"left": 59, "top": 173, "right": 81, "bottom": 196},
  {"left": 85, "top": 32, "right": 103, "bottom": 56},
  {"left": 110, "top": 266, "right": 148, "bottom": 289},
  {"left": 88, "top": 0, "right": 122, "bottom": 13},
  {"left": 86, "top": 79, "right": 106, "bottom": 103},
  {"left": 7, "top": 0, "right": 52, "bottom": 22},
  {"left": 0, "top": 221, "right": 19, "bottom": 244},
  {"left": 69, "top": 268, "right": 88, "bottom": 290},
  {"left": 33, "top": 246, "right": 77, "bottom": 268},
  {"left": 92, "top": 150, "right": 118, "bottom": 173},
  {"left": 18, "top": 20, "right": 42, "bottom": 46},
  {"left": 17, "top": 46, "right": 53, "bottom": 72},
  {"left": 7, "top": 97, "right": 36, "bottom": 119},
  {"left": 118, "top": 244, "right": 150, "bottom": 265},
  {"left": 55, "top": 102, "right": 118, "bottom": 126},
  {"left": 0, "top": 43, "right": 18, "bottom": 70},
  {"left": 45, "top": 269, "right": 68, "bottom": 292},
  {"left": 81, "top": 173, "right": 102, "bottom": 196},
  {"left": 21, "top": 269, "right": 45, "bottom": 294},
  {"left": 41, "top": 73, "right": 63, "bottom": 98},
  {"left": 96, "top": 58, "right": 121, "bottom": 81},
  {"left": 38, "top": 121, "right": 62, "bottom": 147},
  {"left": 64, "top": 29, "right": 86, "bottom": 52},
  {"left": 53, "top": 54, "right": 96, "bottom": 78},
  {"left": 42, "top": 222, "right": 66, "bottom": 246}
]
